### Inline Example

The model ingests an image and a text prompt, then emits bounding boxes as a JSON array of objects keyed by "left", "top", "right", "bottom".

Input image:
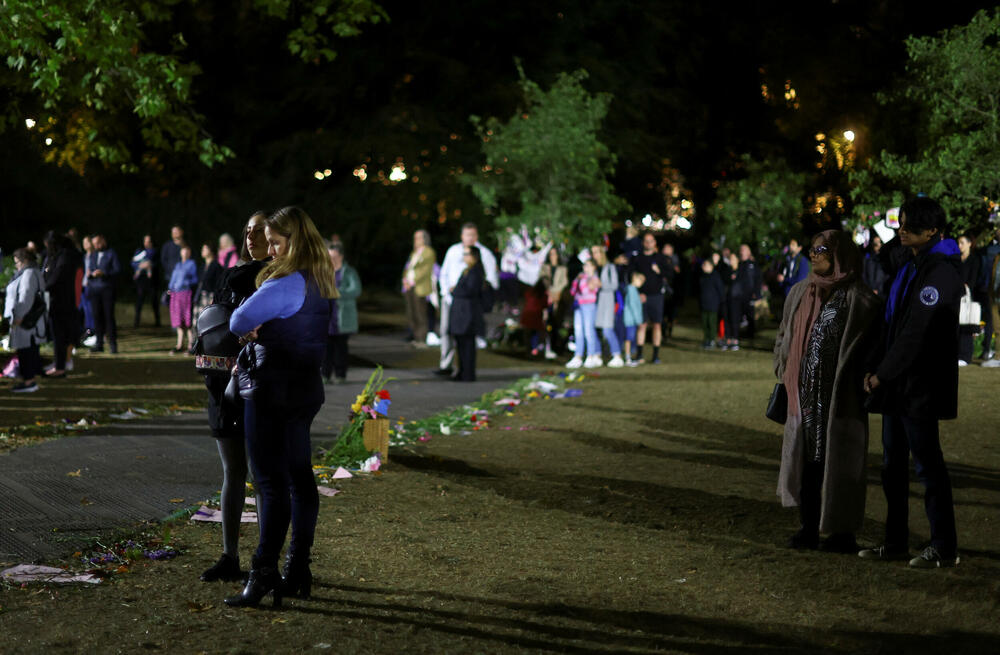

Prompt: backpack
[
  {"left": 20, "top": 290, "right": 48, "bottom": 330},
  {"left": 193, "top": 303, "right": 241, "bottom": 374}
]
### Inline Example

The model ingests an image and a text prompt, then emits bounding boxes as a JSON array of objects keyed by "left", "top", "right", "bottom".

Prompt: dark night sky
[{"left": 1, "top": 0, "right": 995, "bottom": 283}]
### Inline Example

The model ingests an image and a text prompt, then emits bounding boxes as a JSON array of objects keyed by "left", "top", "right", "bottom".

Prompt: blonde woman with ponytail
[{"left": 225, "top": 206, "right": 335, "bottom": 608}]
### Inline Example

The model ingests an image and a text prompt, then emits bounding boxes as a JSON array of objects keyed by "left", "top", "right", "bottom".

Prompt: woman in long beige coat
[
  {"left": 773, "top": 230, "right": 882, "bottom": 552},
  {"left": 402, "top": 229, "right": 437, "bottom": 346}
]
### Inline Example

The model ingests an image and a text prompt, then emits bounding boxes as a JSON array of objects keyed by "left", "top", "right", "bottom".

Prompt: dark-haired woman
[
  {"left": 226, "top": 206, "right": 337, "bottom": 608},
  {"left": 774, "top": 230, "right": 881, "bottom": 552},
  {"left": 190, "top": 242, "right": 225, "bottom": 354},
  {"left": 199, "top": 212, "right": 270, "bottom": 585},
  {"left": 956, "top": 234, "right": 980, "bottom": 366},
  {"left": 42, "top": 232, "right": 82, "bottom": 377},
  {"left": 448, "top": 246, "right": 486, "bottom": 382}
]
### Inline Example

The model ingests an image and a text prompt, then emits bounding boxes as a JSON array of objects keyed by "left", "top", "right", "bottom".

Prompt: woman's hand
[
  {"left": 239, "top": 325, "right": 261, "bottom": 344},
  {"left": 863, "top": 373, "right": 881, "bottom": 393}
]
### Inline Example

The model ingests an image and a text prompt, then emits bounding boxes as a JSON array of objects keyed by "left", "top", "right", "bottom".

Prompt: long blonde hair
[{"left": 256, "top": 206, "right": 339, "bottom": 299}]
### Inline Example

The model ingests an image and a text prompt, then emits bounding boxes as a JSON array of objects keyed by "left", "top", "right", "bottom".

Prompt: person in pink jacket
[{"left": 566, "top": 258, "right": 602, "bottom": 368}]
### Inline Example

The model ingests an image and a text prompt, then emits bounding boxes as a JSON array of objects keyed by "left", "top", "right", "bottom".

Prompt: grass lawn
[{"left": 1, "top": 303, "right": 999, "bottom": 653}]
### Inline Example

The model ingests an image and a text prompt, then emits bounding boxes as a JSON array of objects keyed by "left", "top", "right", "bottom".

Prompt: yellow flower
[{"left": 351, "top": 402, "right": 363, "bottom": 414}]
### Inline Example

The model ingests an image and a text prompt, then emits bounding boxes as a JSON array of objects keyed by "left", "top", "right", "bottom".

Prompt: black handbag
[
  {"left": 20, "top": 290, "right": 47, "bottom": 330},
  {"left": 765, "top": 382, "right": 788, "bottom": 424}
]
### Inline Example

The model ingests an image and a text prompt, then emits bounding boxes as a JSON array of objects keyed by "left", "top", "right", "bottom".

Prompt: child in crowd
[
  {"left": 699, "top": 258, "right": 725, "bottom": 349},
  {"left": 566, "top": 259, "right": 601, "bottom": 368},
  {"left": 623, "top": 271, "right": 645, "bottom": 365}
]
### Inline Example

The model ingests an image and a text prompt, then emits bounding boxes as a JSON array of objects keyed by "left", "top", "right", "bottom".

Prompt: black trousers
[
  {"left": 454, "top": 334, "right": 477, "bottom": 381},
  {"left": 49, "top": 310, "right": 78, "bottom": 369},
  {"left": 17, "top": 343, "right": 41, "bottom": 381},
  {"left": 725, "top": 296, "right": 744, "bottom": 339},
  {"left": 322, "top": 334, "right": 349, "bottom": 380},
  {"left": 798, "top": 460, "right": 824, "bottom": 535},
  {"left": 881, "top": 414, "right": 958, "bottom": 556},
  {"left": 89, "top": 285, "right": 118, "bottom": 349},
  {"left": 134, "top": 276, "right": 160, "bottom": 327}
]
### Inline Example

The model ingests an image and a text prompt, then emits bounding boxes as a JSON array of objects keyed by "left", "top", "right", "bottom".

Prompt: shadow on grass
[
  {"left": 284, "top": 582, "right": 1000, "bottom": 654},
  {"left": 390, "top": 452, "right": 788, "bottom": 545},
  {"left": 568, "top": 430, "right": 777, "bottom": 474}
]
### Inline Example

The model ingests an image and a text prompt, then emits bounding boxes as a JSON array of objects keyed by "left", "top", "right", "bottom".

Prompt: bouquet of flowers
[{"left": 322, "top": 366, "right": 392, "bottom": 468}]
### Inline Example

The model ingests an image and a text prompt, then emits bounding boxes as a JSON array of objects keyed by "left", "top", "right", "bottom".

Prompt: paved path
[{"left": 0, "top": 334, "right": 536, "bottom": 561}]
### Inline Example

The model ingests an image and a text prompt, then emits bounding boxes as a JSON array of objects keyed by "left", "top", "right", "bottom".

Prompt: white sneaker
[
  {"left": 584, "top": 355, "right": 603, "bottom": 368},
  {"left": 607, "top": 355, "right": 625, "bottom": 368},
  {"left": 426, "top": 332, "right": 440, "bottom": 346},
  {"left": 565, "top": 357, "right": 584, "bottom": 369},
  {"left": 544, "top": 349, "right": 557, "bottom": 360},
  {"left": 958, "top": 359, "right": 969, "bottom": 367},
  {"left": 44, "top": 362, "right": 57, "bottom": 372},
  {"left": 476, "top": 336, "right": 487, "bottom": 349},
  {"left": 983, "top": 358, "right": 1000, "bottom": 368},
  {"left": 83, "top": 334, "right": 97, "bottom": 348}
]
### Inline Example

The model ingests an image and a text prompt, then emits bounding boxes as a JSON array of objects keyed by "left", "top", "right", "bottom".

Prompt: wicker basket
[{"left": 363, "top": 417, "right": 389, "bottom": 461}]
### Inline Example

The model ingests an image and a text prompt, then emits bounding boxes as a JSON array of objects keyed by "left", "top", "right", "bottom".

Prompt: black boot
[
  {"left": 281, "top": 555, "right": 312, "bottom": 599},
  {"left": 200, "top": 553, "right": 243, "bottom": 583},
  {"left": 224, "top": 559, "right": 282, "bottom": 608}
]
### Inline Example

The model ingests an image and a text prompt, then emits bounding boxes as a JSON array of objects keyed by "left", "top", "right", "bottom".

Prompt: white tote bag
[{"left": 959, "top": 287, "right": 981, "bottom": 326}]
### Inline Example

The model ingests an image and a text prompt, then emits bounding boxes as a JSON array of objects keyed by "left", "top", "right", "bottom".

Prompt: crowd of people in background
[
  {"left": 7, "top": 210, "right": 1000, "bottom": 395},
  {"left": 1, "top": 219, "right": 364, "bottom": 393}
]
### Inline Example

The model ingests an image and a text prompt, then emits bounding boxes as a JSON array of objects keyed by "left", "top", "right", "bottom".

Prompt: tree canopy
[
  {"left": 710, "top": 154, "right": 809, "bottom": 252},
  {"left": 850, "top": 8, "right": 1000, "bottom": 233},
  {"left": 0, "top": 0, "right": 386, "bottom": 172},
  {"left": 463, "top": 65, "right": 630, "bottom": 251}
]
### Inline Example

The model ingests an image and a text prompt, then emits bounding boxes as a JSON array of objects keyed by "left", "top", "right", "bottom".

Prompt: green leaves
[
  {"left": 0, "top": 0, "right": 387, "bottom": 173},
  {"left": 851, "top": 8, "right": 1000, "bottom": 233},
  {"left": 464, "top": 65, "right": 630, "bottom": 250},
  {"left": 711, "top": 154, "right": 809, "bottom": 251}
]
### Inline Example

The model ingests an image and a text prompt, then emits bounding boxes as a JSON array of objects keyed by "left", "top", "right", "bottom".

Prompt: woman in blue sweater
[
  {"left": 225, "top": 206, "right": 338, "bottom": 608},
  {"left": 167, "top": 244, "right": 198, "bottom": 353}
]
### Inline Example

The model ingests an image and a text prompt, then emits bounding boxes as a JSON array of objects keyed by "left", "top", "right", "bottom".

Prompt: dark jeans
[
  {"left": 244, "top": 398, "right": 321, "bottom": 568},
  {"left": 17, "top": 344, "right": 41, "bottom": 381},
  {"left": 881, "top": 414, "right": 958, "bottom": 556},
  {"left": 454, "top": 334, "right": 476, "bottom": 381},
  {"left": 134, "top": 276, "right": 161, "bottom": 327},
  {"left": 49, "top": 310, "right": 78, "bottom": 369},
  {"left": 89, "top": 284, "right": 117, "bottom": 349},
  {"left": 322, "top": 334, "right": 349, "bottom": 380}
]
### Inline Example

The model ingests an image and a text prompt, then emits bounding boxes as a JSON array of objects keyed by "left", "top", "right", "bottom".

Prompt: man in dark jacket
[
  {"left": 738, "top": 244, "right": 762, "bottom": 339},
  {"left": 861, "top": 197, "right": 962, "bottom": 568},
  {"left": 628, "top": 232, "right": 670, "bottom": 363},
  {"left": 777, "top": 238, "right": 810, "bottom": 297},
  {"left": 86, "top": 234, "right": 122, "bottom": 353}
]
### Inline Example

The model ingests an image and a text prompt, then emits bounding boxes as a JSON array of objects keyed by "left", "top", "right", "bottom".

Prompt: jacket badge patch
[{"left": 919, "top": 286, "right": 940, "bottom": 306}]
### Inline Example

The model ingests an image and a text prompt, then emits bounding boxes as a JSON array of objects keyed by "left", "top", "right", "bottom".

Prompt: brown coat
[{"left": 773, "top": 279, "right": 882, "bottom": 534}]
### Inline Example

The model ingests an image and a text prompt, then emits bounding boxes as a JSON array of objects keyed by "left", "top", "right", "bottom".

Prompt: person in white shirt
[{"left": 437, "top": 223, "right": 498, "bottom": 375}]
